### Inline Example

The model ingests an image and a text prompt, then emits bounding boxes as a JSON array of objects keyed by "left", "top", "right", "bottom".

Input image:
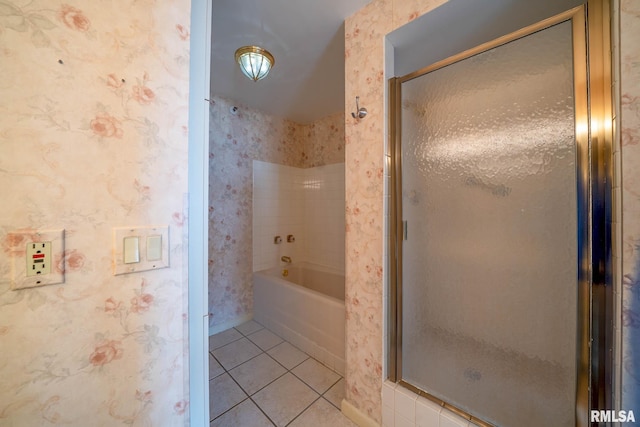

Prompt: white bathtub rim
[
  {"left": 256, "top": 260, "right": 344, "bottom": 277},
  {"left": 255, "top": 261, "right": 345, "bottom": 303}
]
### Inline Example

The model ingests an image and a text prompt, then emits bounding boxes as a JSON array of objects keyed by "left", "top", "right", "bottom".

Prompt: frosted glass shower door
[{"left": 398, "top": 20, "right": 579, "bottom": 426}]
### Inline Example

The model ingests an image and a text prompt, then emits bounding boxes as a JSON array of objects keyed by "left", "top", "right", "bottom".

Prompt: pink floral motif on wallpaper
[
  {"left": 106, "top": 389, "right": 153, "bottom": 424},
  {"left": 90, "top": 339, "right": 123, "bottom": 367},
  {"left": 133, "top": 179, "right": 151, "bottom": 200},
  {"left": 176, "top": 24, "right": 189, "bottom": 41},
  {"left": 105, "top": 177, "right": 153, "bottom": 214},
  {"left": 621, "top": 93, "right": 640, "bottom": 146},
  {"left": 622, "top": 127, "right": 640, "bottom": 146},
  {"left": 53, "top": 249, "right": 86, "bottom": 274},
  {"left": 132, "top": 72, "right": 156, "bottom": 105},
  {"left": 131, "top": 290, "right": 154, "bottom": 314},
  {"left": 57, "top": 4, "right": 90, "bottom": 32},
  {"left": 106, "top": 73, "right": 126, "bottom": 89},
  {"left": 104, "top": 297, "right": 122, "bottom": 314},
  {"left": 104, "top": 279, "right": 156, "bottom": 318},
  {"left": 172, "top": 211, "right": 185, "bottom": 227},
  {"left": 101, "top": 71, "right": 157, "bottom": 114},
  {"left": 1, "top": 230, "right": 37, "bottom": 255},
  {"left": 407, "top": 11, "right": 420, "bottom": 21},
  {"left": 97, "top": 281, "right": 166, "bottom": 359},
  {"left": 173, "top": 399, "right": 188, "bottom": 415},
  {"left": 90, "top": 112, "right": 123, "bottom": 138}
]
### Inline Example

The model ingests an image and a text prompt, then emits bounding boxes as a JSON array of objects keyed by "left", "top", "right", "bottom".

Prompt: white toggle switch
[
  {"left": 147, "top": 235, "right": 162, "bottom": 261},
  {"left": 123, "top": 236, "right": 140, "bottom": 264}
]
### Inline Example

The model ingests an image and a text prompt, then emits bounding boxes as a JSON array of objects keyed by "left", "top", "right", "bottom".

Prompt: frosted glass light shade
[{"left": 234, "top": 46, "right": 275, "bottom": 82}]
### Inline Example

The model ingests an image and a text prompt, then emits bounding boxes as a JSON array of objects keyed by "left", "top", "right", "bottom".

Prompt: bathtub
[{"left": 253, "top": 262, "right": 345, "bottom": 374}]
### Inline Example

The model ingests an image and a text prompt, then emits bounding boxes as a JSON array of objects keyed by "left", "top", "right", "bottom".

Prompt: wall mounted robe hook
[{"left": 351, "top": 96, "right": 367, "bottom": 119}]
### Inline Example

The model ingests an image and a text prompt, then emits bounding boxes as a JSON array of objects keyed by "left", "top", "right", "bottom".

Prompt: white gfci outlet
[
  {"left": 10, "top": 229, "right": 65, "bottom": 290},
  {"left": 26, "top": 241, "right": 52, "bottom": 276}
]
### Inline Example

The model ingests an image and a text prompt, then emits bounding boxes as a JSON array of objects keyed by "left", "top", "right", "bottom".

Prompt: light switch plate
[
  {"left": 112, "top": 225, "right": 169, "bottom": 275},
  {"left": 10, "top": 229, "right": 65, "bottom": 290}
]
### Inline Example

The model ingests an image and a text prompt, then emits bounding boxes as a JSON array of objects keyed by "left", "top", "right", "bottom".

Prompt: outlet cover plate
[
  {"left": 10, "top": 229, "right": 65, "bottom": 290},
  {"left": 112, "top": 225, "right": 169, "bottom": 275}
]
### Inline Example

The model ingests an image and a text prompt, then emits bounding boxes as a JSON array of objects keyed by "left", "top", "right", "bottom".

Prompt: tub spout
[{"left": 281, "top": 256, "right": 292, "bottom": 264}]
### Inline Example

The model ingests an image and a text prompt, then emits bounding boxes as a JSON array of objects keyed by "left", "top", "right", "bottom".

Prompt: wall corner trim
[{"left": 341, "top": 399, "right": 380, "bottom": 427}]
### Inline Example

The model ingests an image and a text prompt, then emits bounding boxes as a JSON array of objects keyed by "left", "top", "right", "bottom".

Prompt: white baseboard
[
  {"left": 208, "top": 313, "right": 253, "bottom": 336},
  {"left": 341, "top": 399, "right": 380, "bottom": 427}
]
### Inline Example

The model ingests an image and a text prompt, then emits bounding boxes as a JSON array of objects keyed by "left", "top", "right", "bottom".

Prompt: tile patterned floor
[{"left": 209, "top": 320, "right": 356, "bottom": 427}]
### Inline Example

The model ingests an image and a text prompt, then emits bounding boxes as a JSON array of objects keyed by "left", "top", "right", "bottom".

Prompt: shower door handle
[{"left": 403, "top": 220, "right": 408, "bottom": 240}]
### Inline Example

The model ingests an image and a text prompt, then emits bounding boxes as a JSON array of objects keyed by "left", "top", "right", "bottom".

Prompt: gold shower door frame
[{"left": 388, "top": 1, "right": 613, "bottom": 426}]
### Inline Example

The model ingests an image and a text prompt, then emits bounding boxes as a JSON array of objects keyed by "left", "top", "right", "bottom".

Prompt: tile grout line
[
  {"left": 284, "top": 395, "right": 323, "bottom": 427},
  {"left": 210, "top": 322, "right": 347, "bottom": 426},
  {"left": 208, "top": 328, "right": 247, "bottom": 351},
  {"left": 210, "top": 345, "right": 267, "bottom": 423},
  {"left": 210, "top": 332, "right": 297, "bottom": 424}
]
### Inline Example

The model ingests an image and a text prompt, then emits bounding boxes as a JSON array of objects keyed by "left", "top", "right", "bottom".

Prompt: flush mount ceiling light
[{"left": 235, "top": 45, "right": 275, "bottom": 82}]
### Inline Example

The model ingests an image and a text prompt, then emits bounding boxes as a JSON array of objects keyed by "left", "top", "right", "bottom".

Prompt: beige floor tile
[
  {"left": 212, "top": 337, "right": 262, "bottom": 370},
  {"left": 209, "top": 325, "right": 349, "bottom": 427},
  {"left": 248, "top": 328, "right": 283, "bottom": 351},
  {"left": 252, "top": 373, "right": 319, "bottom": 427},
  {"left": 210, "top": 399, "right": 274, "bottom": 427},
  {"left": 292, "top": 358, "right": 340, "bottom": 394},
  {"left": 209, "top": 328, "right": 243, "bottom": 350},
  {"left": 235, "top": 320, "right": 264, "bottom": 336},
  {"left": 324, "top": 378, "right": 345, "bottom": 408},
  {"left": 209, "top": 353, "right": 224, "bottom": 379},
  {"left": 289, "top": 398, "right": 356, "bottom": 427},
  {"left": 209, "top": 373, "right": 247, "bottom": 419},
  {"left": 267, "top": 341, "right": 308, "bottom": 370},
  {"left": 229, "top": 353, "right": 286, "bottom": 395}
]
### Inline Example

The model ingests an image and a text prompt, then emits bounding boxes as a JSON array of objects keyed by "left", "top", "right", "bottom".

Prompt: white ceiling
[{"left": 210, "top": 0, "right": 372, "bottom": 124}]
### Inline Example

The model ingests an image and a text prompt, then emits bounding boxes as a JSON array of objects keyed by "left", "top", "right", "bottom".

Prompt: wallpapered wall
[
  {"left": 208, "top": 95, "right": 344, "bottom": 330},
  {"left": 620, "top": 0, "right": 640, "bottom": 412},
  {"left": 344, "top": 0, "right": 640, "bottom": 423},
  {"left": 0, "top": 0, "right": 191, "bottom": 425}
]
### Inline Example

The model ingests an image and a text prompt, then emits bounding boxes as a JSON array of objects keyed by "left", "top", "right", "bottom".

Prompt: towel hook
[{"left": 351, "top": 96, "right": 367, "bottom": 119}]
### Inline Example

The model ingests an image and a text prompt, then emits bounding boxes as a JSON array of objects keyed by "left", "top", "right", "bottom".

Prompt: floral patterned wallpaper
[
  {"left": 345, "top": 0, "right": 639, "bottom": 423},
  {"left": 302, "top": 112, "right": 345, "bottom": 168},
  {"left": 0, "top": 0, "right": 190, "bottom": 425},
  {"left": 621, "top": 0, "right": 640, "bottom": 413},
  {"left": 208, "top": 96, "right": 344, "bottom": 331},
  {"left": 343, "top": 0, "right": 448, "bottom": 421}
]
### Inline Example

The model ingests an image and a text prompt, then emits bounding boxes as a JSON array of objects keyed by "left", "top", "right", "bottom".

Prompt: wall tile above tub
[
  {"left": 253, "top": 161, "right": 346, "bottom": 274},
  {"left": 382, "top": 381, "right": 477, "bottom": 427}
]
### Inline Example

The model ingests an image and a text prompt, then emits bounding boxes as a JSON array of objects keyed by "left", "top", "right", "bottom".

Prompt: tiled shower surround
[
  {"left": 208, "top": 96, "right": 345, "bottom": 331},
  {"left": 253, "top": 161, "right": 346, "bottom": 273}
]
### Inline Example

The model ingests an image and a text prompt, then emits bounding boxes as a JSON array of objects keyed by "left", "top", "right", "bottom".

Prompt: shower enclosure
[{"left": 389, "top": 2, "right": 613, "bottom": 426}]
